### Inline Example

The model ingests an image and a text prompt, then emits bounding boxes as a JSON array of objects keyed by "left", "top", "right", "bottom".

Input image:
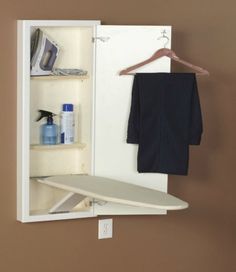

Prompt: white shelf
[
  {"left": 30, "top": 204, "right": 91, "bottom": 216},
  {"left": 30, "top": 143, "right": 86, "bottom": 151},
  {"left": 30, "top": 75, "right": 89, "bottom": 81},
  {"left": 26, "top": 210, "right": 95, "bottom": 223}
]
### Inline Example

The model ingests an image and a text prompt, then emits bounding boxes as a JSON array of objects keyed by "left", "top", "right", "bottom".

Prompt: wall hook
[{"left": 157, "top": 29, "right": 169, "bottom": 48}]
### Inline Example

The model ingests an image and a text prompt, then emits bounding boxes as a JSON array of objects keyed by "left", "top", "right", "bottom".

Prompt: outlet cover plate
[{"left": 98, "top": 219, "right": 113, "bottom": 239}]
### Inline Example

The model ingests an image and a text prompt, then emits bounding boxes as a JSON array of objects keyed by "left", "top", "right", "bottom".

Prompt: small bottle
[
  {"left": 61, "top": 104, "right": 75, "bottom": 144},
  {"left": 36, "top": 110, "right": 58, "bottom": 145}
]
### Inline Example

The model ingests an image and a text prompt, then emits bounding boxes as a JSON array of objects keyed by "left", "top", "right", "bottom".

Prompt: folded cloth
[
  {"left": 127, "top": 73, "right": 203, "bottom": 175},
  {"left": 52, "top": 68, "right": 88, "bottom": 76}
]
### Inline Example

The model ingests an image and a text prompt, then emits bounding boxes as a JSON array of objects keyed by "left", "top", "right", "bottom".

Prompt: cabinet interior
[{"left": 29, "top": 26, "right": 94, "bottom": 216}]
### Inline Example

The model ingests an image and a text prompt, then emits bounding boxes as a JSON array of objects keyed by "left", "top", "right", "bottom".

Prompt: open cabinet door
[{"left": 94, "top": 25, "right": 172, "bottom": 215}]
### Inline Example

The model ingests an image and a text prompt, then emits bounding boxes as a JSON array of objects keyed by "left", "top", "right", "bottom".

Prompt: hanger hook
[{"left": 157, "top": 29, "right": 169, "bottom": 48}]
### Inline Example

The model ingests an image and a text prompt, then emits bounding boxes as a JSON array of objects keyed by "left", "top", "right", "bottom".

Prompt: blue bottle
[{"left": 36, "top": 110, "right": 58, "bottom": 145}]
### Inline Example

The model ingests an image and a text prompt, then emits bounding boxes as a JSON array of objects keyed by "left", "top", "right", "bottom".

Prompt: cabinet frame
[{"left": 17, "top": 20, "right": 100, "bottom": 222}]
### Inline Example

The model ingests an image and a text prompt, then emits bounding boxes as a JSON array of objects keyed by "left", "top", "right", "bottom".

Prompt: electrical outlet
[{"left": 98, "top": 219, "right": 113, "bottom": 239}]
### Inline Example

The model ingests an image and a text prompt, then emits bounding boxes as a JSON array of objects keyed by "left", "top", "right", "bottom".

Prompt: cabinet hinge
[{"left": 92, "top": 36, "right": 110, "bottom": 43}]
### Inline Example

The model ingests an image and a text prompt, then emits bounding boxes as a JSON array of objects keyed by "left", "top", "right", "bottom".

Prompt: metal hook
[{"left": 157, "top": 29, "right": 169, "bottom": 48}]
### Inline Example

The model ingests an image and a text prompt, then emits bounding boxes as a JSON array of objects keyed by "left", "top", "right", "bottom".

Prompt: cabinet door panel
[{"left": 94, "top": 25, "right": 171, "bottom": 215}]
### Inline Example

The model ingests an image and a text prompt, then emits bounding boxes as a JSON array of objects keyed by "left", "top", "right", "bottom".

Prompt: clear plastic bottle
[
  {"left": 60, "top": 104, "right": 75, "bottom": 144},
  {"left": 36, "top": 110, "right": 58, "bottom": 145},
  {"left": 41, "top": 120, "right": 58, "bottom": 145}
]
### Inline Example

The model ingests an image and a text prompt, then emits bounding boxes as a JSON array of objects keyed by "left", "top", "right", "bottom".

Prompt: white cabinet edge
[{"left": 17, "top": 20, "right": 101, "bottom": 27}]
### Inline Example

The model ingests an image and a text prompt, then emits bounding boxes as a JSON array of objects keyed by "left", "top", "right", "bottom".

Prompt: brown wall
[{"left": 0, "top": 1, "right": 235, "bottom": 272}]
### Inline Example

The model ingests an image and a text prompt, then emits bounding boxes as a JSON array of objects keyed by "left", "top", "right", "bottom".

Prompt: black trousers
[{"left": 127, "top": 73, "right": 203, "bottom": 175}]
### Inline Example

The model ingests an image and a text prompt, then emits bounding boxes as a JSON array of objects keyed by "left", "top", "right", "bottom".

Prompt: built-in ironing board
[{"left": 37, "top": 175, "right": 188, "bottom": 214}]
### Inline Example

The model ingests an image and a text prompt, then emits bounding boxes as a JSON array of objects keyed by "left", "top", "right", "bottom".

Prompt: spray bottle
[{"left": 36, "top": 110, "right": 58, "bottom": 145}]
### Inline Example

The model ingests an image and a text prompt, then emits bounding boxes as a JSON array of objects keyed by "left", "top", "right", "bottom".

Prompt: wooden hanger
[{"left": 119, "top": 48, "right": 209, "bottom": 76}]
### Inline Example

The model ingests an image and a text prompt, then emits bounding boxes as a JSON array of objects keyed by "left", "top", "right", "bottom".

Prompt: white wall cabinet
[{"left": 17, "top": 20, "right": 188, "bottom": 223}]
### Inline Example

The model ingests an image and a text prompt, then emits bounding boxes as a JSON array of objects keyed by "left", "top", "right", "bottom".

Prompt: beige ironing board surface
[{"left": 38, "top": 175, "right": 188, "bottom": 210}]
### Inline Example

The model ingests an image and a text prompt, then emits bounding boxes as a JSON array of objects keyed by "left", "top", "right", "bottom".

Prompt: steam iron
[{"left": 30, "top": 29, "right": 60, "bottom": 76}]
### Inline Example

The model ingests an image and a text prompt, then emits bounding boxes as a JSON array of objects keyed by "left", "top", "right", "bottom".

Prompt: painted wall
[{"left": 0, "top": 1, "right": 235, "bottom": 271}]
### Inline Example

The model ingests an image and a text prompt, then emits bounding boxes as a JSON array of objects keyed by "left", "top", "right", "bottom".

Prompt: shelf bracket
[{"left": 49, "top": 192, "right": 90, "bottom": 214}]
